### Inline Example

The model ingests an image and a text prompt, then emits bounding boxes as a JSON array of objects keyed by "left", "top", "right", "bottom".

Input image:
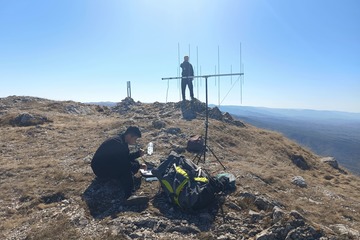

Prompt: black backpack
[
  {"left": 186, "top": 135, "right": 204, "bottom": 153},
  {"left": 152, "top": 152, "right": 217, "bottom": 211}
]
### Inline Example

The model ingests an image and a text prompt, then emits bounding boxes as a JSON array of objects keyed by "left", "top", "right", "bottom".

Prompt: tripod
[
  {"left": 162, "top": 73, "right": 244, "bottom": 170},
  {"left": 193, "top": 76, "right": 226, "bottom": 169}
]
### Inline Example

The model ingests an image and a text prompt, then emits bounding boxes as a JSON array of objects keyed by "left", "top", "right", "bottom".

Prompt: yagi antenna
[
  {"left": 240, "top": 42, "right": 243, "bottom": 104},
  {"left": 169, "top": 44, "right": 245, "bottom": 105},
  {"left": 162, "top": 73, "right": 244, "bottom": 170}
]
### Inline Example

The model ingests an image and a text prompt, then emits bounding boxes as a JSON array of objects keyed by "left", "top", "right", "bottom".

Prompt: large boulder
[
  {"left": 290, "top": 154, "right": 310, "bottom": 170},
  {"left": 11, "top": 113, "right": 51, "bottom": 127},
  {"left": 112, "top": 97, "right": 138, "bottom": 114},
  {"left": 209, "top": 106, "right": 223, "bottom": 120},
  {"left": 320, "top": 157, "right": 339, "bottom": 169}
]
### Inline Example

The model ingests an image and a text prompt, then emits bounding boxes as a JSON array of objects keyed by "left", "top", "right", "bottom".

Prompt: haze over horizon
[{"left": 1, "top": 0, "right": 359, "bottom": 113}]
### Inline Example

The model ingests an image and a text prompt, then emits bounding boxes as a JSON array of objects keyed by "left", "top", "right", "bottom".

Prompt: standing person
[
  {"left": 91, "top": 126, "right": 146, "bottom": 200},
  {"left": 180, "top": 55, "right": 195, "bottom": 101}
]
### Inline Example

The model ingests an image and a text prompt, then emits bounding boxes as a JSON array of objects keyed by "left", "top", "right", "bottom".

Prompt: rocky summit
[{"left": 0, "top": 95, "right": 359, "bottom": 240}]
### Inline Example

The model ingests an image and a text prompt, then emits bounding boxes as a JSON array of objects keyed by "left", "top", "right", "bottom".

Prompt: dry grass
[{"left": 1, "top": 97, "right": 359, "bottom": 238}]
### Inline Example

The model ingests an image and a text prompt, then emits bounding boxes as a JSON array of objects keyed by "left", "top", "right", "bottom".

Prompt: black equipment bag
[
  {"left": 152, "top": 152, "right": 216, "bottom": 211},
  {"left": 186, "top": 135, "right": 204, "bottom": 153}
]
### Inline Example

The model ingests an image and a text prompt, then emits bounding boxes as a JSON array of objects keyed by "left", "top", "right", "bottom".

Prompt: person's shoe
[{"left": 123, "top": 195, "right": 149, "bottom": 206}]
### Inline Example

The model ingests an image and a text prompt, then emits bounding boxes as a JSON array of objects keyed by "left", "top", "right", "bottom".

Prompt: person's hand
[
  {"left": 139, "top": 148, "right": 145, "bottom": 157},
  {"left": 140, "top": 163, "right": 147, "bottom": 171}
]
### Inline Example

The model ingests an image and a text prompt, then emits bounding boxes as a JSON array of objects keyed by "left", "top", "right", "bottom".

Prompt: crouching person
[{"left": 91, "top": 126, "right": 147, "bottom": 204}]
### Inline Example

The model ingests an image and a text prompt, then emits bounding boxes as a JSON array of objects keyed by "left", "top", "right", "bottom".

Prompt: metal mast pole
[
  {"left": 127, "top": 81, "right": 131, "bottom": 98},
  {"left": 218, "top": 45, "right": 220, "bottom": 106},
  {"left": 240, "top": 42, "right": 242, "bottom": 104},
  {"left": 178, "top": 43, "right": 181, "bottom": 101},
  {"left": 203, "top": 76, "right": 209, "bottom": 162},
  {"left": 197, "top": 46, "right": 199, "bottom": 98}
]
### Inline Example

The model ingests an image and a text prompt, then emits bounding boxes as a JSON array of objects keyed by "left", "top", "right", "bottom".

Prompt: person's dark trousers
[
  {"left": 181, "top": 78, "right": 194, "bottom": 101},
  {"left": 92, "top": 160, "right": 141, "bottom": 199},
  {"left": 121, "top": 160, "right": 141, "bottom": 199}
]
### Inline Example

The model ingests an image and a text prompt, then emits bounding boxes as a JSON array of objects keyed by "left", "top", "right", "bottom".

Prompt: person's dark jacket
[
  {"left": 180, "top": 61, "right": 194, "bottom": 79},
  {"left": 91, "top": 134, "right": 141, "bottom": 179},
  {"left": 91, "top": 134, "right": 142, "bottom": 197}
]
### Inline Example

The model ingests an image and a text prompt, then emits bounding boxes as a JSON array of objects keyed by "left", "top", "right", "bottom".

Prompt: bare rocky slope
[{"left": 0, "top": 96, "right": 359, "bottom": 240}]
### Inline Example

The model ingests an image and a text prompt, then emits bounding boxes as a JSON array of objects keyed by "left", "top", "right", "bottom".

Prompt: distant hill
[
  {"left": 86, "top": 101, "right": 117, "bottom": 107},
  {"left": 219, "top": 105, "right": 360, "bottom": 175}
]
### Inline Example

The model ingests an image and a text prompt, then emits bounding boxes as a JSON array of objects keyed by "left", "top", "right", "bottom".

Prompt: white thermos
[{"left": 147, "top": 142, "right": 154, "bottom": 155}]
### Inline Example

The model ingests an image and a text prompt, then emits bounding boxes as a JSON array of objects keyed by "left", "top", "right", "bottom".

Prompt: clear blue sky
[{"left": 1, "top": 0, "right": 359, "bottom": 112}]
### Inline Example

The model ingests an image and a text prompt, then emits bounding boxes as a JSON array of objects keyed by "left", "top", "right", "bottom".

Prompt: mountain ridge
[
  {"left": 86, "top": 102, "right": 360, "bottom": 175},
  {"left": 216, "top": 105, "right": 360, "bottom": 176}
]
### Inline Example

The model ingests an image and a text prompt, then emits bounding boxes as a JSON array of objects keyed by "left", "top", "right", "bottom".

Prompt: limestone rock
[
  {"left": 152, "top": 120, "right": 166, "bottom": 129},
  {"left": 291, "top": 176, "right": 307, "bottom": 188},
  {"left": 330, "top": 224, "right": 360, "bottom": 238},
  {"left": 272, "top": 206, "right": 285, "bottom": 223},
  {"left": 11, "top": 112, "right": 51, "bottom": 126},
  {"left": 290, "top": 155, "right": 310, "bottom": 170},
  {"left": 320, "top": 157, "right": 339, "bottom": 169}
]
